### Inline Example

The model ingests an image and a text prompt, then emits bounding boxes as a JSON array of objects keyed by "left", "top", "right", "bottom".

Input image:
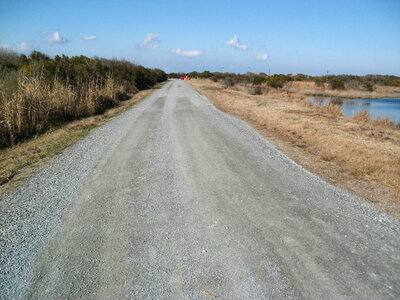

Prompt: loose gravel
[
  {"left": 0, "top": 85, "right": 168, "bottom": 299},
  {"left": 1, "top": 80, "right": 399, "bottom": 299}
]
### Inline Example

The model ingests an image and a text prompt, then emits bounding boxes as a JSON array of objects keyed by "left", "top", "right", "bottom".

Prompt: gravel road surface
[{"left": 1, "top": 80, "right": 399, "bottom": 299}]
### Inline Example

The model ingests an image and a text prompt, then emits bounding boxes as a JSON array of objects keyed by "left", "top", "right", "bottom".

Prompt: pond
[{"left": 307, "top": 96, "right": 400, "bottom": 125}]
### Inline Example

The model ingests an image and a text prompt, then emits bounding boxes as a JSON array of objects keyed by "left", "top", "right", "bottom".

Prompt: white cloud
[
  {"left": 171, "top": 48, "right": 203, "bottom": 57},
  {"left": 256, "top": 53, "right": 269, "bottom": 61},
  {"left": 0, "top": 42, "right": 30, "bottom": 52},
  {"left": 17, "top": 42, "right": 30, "bottom": 51},
  {"left": 225, "top": 34, "right": 248, "bottom": 51},
  {"left": 42, "top": 31, "right": 70, "bottom": 44},
  {"left": 82, "top": 35, "right": 97, "bottom": 41},
  {"left": 0, "top": 43, "right": 11, "bottom": 50},
  {"left": 139, "top": 33, "right": 160, "bottom": 49}
]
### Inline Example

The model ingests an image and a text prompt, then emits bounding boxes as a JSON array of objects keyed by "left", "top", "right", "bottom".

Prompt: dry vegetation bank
[
  {"left": 0, "top": 49, "right": 167, "bottom": 192},
  {"left": 189, "top": 79, "right": 400, "bottom": 220},
  {"left": 0, "top": 87, "right": 157, "bottom": 194},
  {"left": 0, "top": 50, "right": 167, "bottom": 148},
  {"left": 287, "top": 81, "right": 400, "bottom": 99}
]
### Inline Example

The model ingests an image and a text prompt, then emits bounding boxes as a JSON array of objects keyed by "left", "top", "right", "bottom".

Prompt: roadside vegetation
[
  {"left": 0, "top": 49, "right": 167, "bottom": 148},
  {"left": 189, "top": 78, "right": 400, "bottom": 219},
  {"left": 0, "top": 86, "right": 159, "bottom": 193}
]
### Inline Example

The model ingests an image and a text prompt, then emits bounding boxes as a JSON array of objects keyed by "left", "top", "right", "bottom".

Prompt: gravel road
[{"left": 1, "top": 80, "right": 399, "bottom": 299}]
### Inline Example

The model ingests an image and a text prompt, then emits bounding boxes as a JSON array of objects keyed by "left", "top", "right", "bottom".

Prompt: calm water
[{"left": 307, "top": 96, "right": 400, "bottom": 125}]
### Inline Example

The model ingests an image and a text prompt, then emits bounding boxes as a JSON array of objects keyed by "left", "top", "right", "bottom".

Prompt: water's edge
[{"left": 307, "top": 96, "right": 400, "bottom": 125}]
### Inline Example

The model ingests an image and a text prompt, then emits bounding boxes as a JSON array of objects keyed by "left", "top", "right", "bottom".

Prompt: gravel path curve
[{"left": 1, "top": 80, "right": 399, "bottom": 299}]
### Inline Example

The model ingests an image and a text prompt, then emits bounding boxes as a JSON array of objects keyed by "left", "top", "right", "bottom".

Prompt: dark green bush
[
  {"left": 222, "top": 78, "right": 236, "bottom": 87},
  {"left": 253, "top": 75, "right": 267, "bottom": 86},
  {"left": 188, "top": 71, "right": 198, "bottom": 78},
  {"left": 386, "top": 79, "right": 400, "bottom": 86},
  {"left": 268, "top": 75, "right": 292, "bottom": 88},
  {"left": 95, "top": 96, "right": 116, "bottom": 115},
  {"left": 364, "top": 82, "right": 374, "bottom": 92},
  {"left": 6, "top": 51, "right": 167, "bottom": 92},
  {"left": 329, "top": 78, "right": 345, "bottom": 90},
  {"left": 198, "top": 70, "right": 212, "bottom": 79},
  {"left": 168, "top": 72, "right": 185, "bottom": 79},
  {"left": 116, "top": 91, "right": 130, "bottom": 101}
]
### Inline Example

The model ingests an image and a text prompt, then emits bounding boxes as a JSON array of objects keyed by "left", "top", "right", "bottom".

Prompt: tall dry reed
[
  {"left": 353, "top": 109, "right": 395, "bottom": 128},
  {"left": 0, "top": 74, "right": 119, "bottom": 147}
]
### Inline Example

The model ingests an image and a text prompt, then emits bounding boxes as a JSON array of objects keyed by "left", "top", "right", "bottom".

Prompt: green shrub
[
  {"left": 329, "top": 78, "right": 345, "bottom": 90},
  {"left": 198, "top": 70, "right": 212, "bottom": 79},
  {"left": 116, "top": 91, "right": 130, "bottom": 101},
  {"left": 188, "top": 71, "right": 198, "bottom": 78},
  {"left": 95, "top": 96, "right": 116, "bottom": 115},
  {"left": 222, "top": 78, "right": 235, "bottom": 87},
  {"left": 253, "top": 75, "right": 267, "bottom": 86},
  {"left": 364, "top": 82, "right": 374, "bottom": 92},
  {"left": 268, "top": 75, "right": 291, "bottom": 88}
]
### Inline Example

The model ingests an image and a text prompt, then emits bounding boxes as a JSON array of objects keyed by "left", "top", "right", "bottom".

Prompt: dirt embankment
[{"left": 189, "top": 79, "right": 400, "bottom": 220}]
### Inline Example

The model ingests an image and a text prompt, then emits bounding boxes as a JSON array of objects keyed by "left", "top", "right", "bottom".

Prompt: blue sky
[{"left": 1, "top": 0, "right": 399, "bottom": 75}]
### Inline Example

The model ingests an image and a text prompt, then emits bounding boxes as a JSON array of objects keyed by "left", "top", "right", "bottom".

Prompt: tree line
[{"left": 169, "top": 70, "right": 400, "bottom": 90}]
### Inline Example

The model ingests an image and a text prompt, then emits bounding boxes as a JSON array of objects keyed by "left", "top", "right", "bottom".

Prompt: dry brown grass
[
  {"left": 371, "top": 116, "right": 394, "bottom": 128},
  {"left": 353, "top": 110, "right": 394, "bottom": 128},
  {"left": 353, "top": 110, "right": 394, "bottom": 129},
  {"left": 322, "top": 103, "right": 343, "bottom": 117},
  {"left": 0, "top": 87, "right": 157, "bottom": 194},
  {"left": 353, "top": 110, "right": 370, "bottom": 123},
  {"left": 0, "top": 74, "right": 119, "bottom": 147},
  {"left": 190, "top": 79, "right": 400, "bottom": 220}
]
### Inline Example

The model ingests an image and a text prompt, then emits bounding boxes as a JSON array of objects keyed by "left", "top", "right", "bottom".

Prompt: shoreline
[
  {"left": 304, "top": 92, "right": 400, "bottom": 99},
  {"left": 286, "top": 81, "right": 400, "bottom": 99}
]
